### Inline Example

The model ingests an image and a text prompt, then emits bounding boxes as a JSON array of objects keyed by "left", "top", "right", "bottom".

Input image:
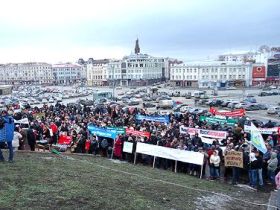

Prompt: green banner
[
  {"left": 107, "top": 126, "right": 126, "bottom": 134},
  {"left": 199, "top": 116, "right": 238, "bottom": 126}
]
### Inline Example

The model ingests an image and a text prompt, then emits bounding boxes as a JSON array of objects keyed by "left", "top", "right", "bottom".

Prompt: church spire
[{"left": 134, "top": 38, "right": 140, "bottom": 54}]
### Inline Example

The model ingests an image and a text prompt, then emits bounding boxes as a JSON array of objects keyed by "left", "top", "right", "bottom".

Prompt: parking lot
[{"left": 1, "top": 85, "right": 280, "bottom": 124}]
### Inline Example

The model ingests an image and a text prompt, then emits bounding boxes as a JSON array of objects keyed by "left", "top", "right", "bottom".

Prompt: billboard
[
  {"left": 252, "top": 66, "right": 266, "bottom": 79},
  {"left": 267, "top": 58, "right": 280, "bottom": 79}
]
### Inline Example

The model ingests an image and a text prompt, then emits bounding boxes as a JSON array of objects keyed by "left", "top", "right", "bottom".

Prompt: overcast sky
[{"left": 0, "top": 0, "right": 279, "bottom": 63}]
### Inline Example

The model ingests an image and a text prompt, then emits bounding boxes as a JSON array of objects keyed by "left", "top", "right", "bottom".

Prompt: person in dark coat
[
  {"left": 27, "top": 127, "right": 36, "bottom": 151},
  {"left": 191, "top": 133, "right": 203, "bottom": 147}
]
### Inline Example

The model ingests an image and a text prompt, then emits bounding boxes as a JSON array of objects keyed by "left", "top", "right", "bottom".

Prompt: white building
[
  {"left": 218, "top": 50, "right": 270, "bottom": 64},
  {"left": 85, "top": 39, "right": 168, "bottom": 86},
  {"left": 170, "top": 63, "right": 199, "bottom": 87},
  {"left": 52, "top": 63, "right": 84, "bottom": 85},
  {"left": 170, "top": 61, "right": 253, "bottom": 88},
  {"left": 86, "top": 59, "right": 109, "bottom": 86},
  {"left": 0, "top": 62, "right": 53, "bottom": 85},
  {"left": 115, "top": 53, "right": 166, "bottom": 86}
]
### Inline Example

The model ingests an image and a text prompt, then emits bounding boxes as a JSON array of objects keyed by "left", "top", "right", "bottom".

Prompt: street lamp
[{"left": 112, "top": 64, "right": 115, "bottom": 100}]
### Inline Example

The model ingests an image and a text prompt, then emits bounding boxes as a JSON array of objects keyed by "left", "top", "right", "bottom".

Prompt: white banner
[
  {"left": 244, "top": 125, "right": 278, "bottom": 134},
  {"left": 14, "top": 118, "right": 29, "bottom": 124},
  {"left": 180, "top": 126, "right": 228, "bottom": 139},
  {"left": 123, "top": 142, "right": 133, "bottom": 153},
  {"left": 200, "top": 136, "right": 223, "bottom": 145},
  {"left": 136, "top": 142, "right": 204, "bottom": 165}
]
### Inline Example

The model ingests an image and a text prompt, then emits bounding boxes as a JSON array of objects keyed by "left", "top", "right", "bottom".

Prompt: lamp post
[{"left": 112, "top": 64, "right": 115, "bottom": 100}]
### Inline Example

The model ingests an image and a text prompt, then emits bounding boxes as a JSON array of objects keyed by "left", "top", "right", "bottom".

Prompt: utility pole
[{"left": 112, "top": 64, "right": 115, "bottom": 100}]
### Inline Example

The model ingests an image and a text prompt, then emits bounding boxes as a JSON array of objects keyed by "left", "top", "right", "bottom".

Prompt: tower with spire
[{"left": 134, "top": 38, "right": 140, "bottom": 54}]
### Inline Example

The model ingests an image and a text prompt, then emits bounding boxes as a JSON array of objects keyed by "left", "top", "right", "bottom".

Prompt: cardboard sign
[
  {"left": 123, "top": 141, "right": 133, "bottom": 153},
  {"left": 224, "top": 151, "right": 243, "bottom": 168}
]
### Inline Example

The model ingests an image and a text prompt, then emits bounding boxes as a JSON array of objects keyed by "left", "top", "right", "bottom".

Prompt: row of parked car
[{"left": 201, "top": 97, "right": 280, "bottom": 116}]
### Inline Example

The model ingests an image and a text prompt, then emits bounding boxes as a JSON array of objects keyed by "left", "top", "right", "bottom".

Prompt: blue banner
[
  {"left": 87, "top": 125, "right": 117, "bottom": 139},
  {"left": 136, "top": 114, "right": 170, "bottom": 124}
]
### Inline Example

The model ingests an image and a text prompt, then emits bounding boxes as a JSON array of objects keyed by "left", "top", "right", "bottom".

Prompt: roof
[{"left": 52, "top": 63, "right": 82, "bottom": 68}]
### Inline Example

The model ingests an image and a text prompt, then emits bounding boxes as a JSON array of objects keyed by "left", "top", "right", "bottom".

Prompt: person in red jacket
[
  {"left": 113, "top": 135, "right": 123, "bottom": 160},
  {"left": 50, "top": 122, "right": 58, "bottom": 144}
]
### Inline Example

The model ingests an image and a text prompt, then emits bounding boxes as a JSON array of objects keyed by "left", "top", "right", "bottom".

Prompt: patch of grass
[{"left": 0, "top": 152, "right": 270, "bottom": 210}]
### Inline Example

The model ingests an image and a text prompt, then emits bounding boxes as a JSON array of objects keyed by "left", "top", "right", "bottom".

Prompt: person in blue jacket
[{"left": 0, "top": 110, "right": 15, "bottom": 162}]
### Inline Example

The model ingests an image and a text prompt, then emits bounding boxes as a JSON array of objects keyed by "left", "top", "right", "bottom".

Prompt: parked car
[
  {"left": 226, "top": 86, "right": 237, "bottom": 90},
  {"left": 142, "top": 97, "right": 153, "bottom": 102},
  {"left": 128, "top": 100, "right": 140, "bottom": 106},
  {"left": 235, "top": 102, "right": 249, "bottom": 109},
  {"left": 206, "top": 99, "right": 223, "bottom": 107},
  {"left": 156, "top": 96, "right": 172, "bottom": 103},
  {"left": 173, "top": 104, "right": 190, "bottom": 113},
  {"left": 243, "top": 97, "right": 257, "bottom": 103},
  {"left": 267, "top": 106, "right": 280, "bottom": 114},
  {"left": 221, "top": 99, "right": 236, "bottom": 107},
  {"left": 185, "top": 93, "right": 192, "bottom": 99},
  {"left": 158, "top": 99, "right": 173, "bottom": 109},
  {"left": 257, "top": 103, "right": 269, "bottom": 110},
  {"left": 258, "top": 91, "right": 271, "bottom": 97},
  {"left": 189, "top": 108, "right": 207, "bottom": 115},
  {"left": 227, "top": 102, "right": 239, "bottom": 109},
  {"left": 245, "top": 104, "right": 260, "bottom": 111},
  {"left": 144, "top": 103, "right": 156, "bottom": 108}
]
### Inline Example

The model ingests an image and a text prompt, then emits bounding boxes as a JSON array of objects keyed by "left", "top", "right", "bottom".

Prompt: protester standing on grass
[
  {"left": 0, "top": 110, "right": 15, "bottom": 162},
  {"left": 27, "top": 126, "right": 36, "bottom": 151},
  {"left": 248, "top": 153, "right": 258, "bottom": 189},
  {"left": 267, "top": 152, "right": 278, "bottom": 184},
  {"left": 12, "top": 127, "right": 22, "bottom": 152},
  {"left": 209, "top": 150, "right": 220, "bottom": 180}
]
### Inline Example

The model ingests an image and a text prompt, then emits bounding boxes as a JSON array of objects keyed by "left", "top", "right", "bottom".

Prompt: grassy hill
[{"left": 0, "top": 152, "right": 271, "bottom": 210}]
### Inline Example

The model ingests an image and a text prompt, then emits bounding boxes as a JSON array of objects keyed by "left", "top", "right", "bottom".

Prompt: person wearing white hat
[{"left": 248, "top": 153, "right": 258, "bottom": 189}]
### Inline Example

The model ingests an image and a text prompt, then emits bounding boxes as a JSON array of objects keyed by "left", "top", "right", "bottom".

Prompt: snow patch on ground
[
  {"left": 194, "top": 194, "right": 232, "bottom": 210},
  {"left": 109, "top": 159, "right": 127, "bottom": 164},
  {"left": 41, "top": 157, "right": 54, "bottom": 160}
]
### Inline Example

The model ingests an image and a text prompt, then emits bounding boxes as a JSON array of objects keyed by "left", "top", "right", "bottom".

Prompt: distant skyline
[{"left": 0, "top": 0, "right": 279, "bottom": 64}]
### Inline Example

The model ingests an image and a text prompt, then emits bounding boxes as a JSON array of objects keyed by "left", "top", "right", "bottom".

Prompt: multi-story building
[
  {"left": 0, "top": 62, "right": 53, "bottom": 85},
  {"left": 170, "top": 61, "right": 253, "bottom": 88},
  {"left": 266, "top": 47, "right": 280, "bottom": 85},
  {"left": 85, "top": 39, "right": 168, "bottom": 86},
  {"left": 87, "top": 59, "right": 109, "bottom": 86},
  {"left": 52, "top": 63, "right": 84, "bottom": 85},
  {"left": 170, "top": 63, "right": 199, "bottom": 87},
  {"left": 117, "top": 52, "right": 166, "bottom": 86}
]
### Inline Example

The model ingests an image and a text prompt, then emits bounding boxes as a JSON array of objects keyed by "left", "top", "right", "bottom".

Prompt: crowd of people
[{"left": 0, "top": 101, "right": 280, "bottom": 197}]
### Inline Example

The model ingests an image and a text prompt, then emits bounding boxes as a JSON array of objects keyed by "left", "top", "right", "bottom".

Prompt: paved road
[{"left": 17, "top": 85, "right": 280, "bottom": 124}]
